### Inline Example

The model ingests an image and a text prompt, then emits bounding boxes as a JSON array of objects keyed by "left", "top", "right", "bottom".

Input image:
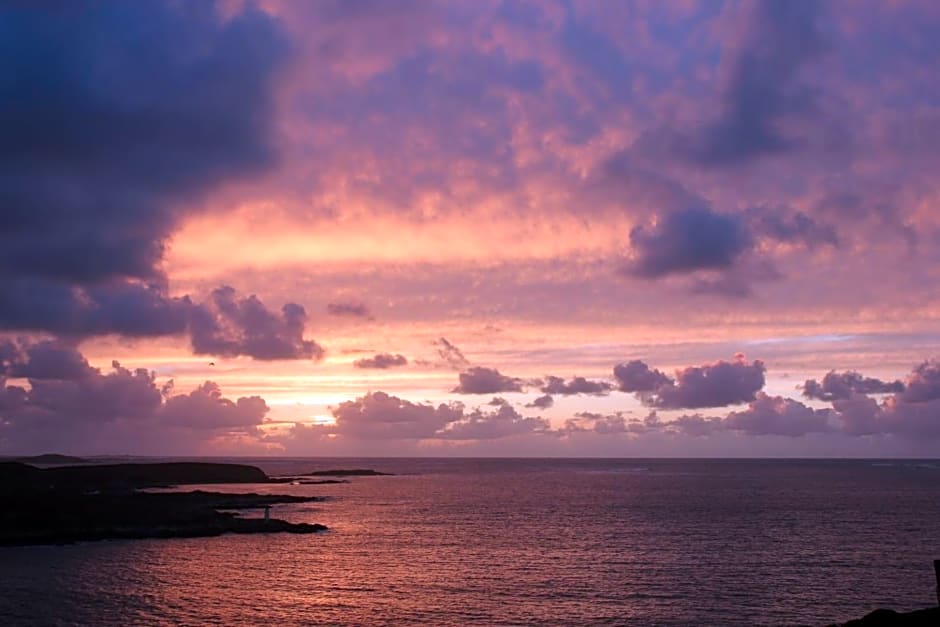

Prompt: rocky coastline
[{"left": 0, "top": 461, "right": 329, "bottom": 546}]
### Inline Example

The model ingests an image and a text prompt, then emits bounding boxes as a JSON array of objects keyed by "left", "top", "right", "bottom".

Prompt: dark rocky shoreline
[
  {"left": 833, "top": 606, "right": 940, "bottom": 626},
  {"left": 0, "top": 461, "right": 329, "bottom": 546}
]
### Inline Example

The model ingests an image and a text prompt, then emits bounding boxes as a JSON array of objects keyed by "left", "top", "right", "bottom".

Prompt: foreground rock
[
  {"left": 833, "top": 607, "right": 940, "bottom": 626},
  {"left": 0, "top": 462, "right": 327, "bottom": 546}
]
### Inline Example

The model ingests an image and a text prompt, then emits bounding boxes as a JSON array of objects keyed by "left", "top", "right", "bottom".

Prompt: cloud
[
  {"left": 435, "top": 337, "right": 470, "bottom": 369},
  {"left": 566, "top": 412, "right": 630, "bottom": 435},
  {"left": 0, "top": 279, "right": 193, "bottom": 338},
  {"left": 526, "top": 394, "right": 554, "bottom": 409},
  {"left": 668, "top": 414, "right": 725, "bottom": 437},
  {"left": 694, "top": 0, "right": 827, "bottom": 165},
  {"left": 159, "top": 382, "right": 267, "bottom": 431},
  {"left": 897, "top": 361, "right": 940, "bottom": 403},
  {"left": 0, "top": 339, "right": 93, "bottom": 381},
  {"left": 330, "top": 391, "right": 464, "bottom": 440},
  {"left": 326, "top": 302, "right": 371, "bottom": 318},
  {"left": 540, "top": 375, "right": 613, "bottom": 396},
  {"left": 802, "top": 371, "right": 904, "bottom": 401},
  {"left": 353, "top": 353, "right": 408, "bottom": 369},
  {"left": 615, "top": 355, "right": 765, "bottom": 409},
  {"left": 437, "top": 404, "right": 549, "bottom": 440},
  {"left": 0, "top": 1, "right": 289, "bottom": 338},
  {"left": 625, "top": 207, "right": 752, "bottom": 278},
  {"left": 452, "top": 367, "right": 524, "bottom": 394},
  {"left": 0, "top": 341, "right": 265, "bottom": 453},
  {"left": 189, "top": 286, "right": 324, "bottom": 361},
  {"left": 613, "top": 360, "right": 671, "bottom": 392},
  {"left": 724, "top": 393, "right": 831, "bottom": 436},
  {"left": 651, "top": 355, "right": 766, "bottom": 409},
  {"left": 748, "top": 209, "right": 839, "bottom": 249}
]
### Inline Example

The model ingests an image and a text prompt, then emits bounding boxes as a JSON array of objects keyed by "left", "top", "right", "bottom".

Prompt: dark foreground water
[{"left": 2, "top": 458, "right": 940, "bottom": 626}]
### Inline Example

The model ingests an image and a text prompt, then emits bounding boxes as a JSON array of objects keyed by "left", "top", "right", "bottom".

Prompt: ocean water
[{"left": 2, "top": 458, "right": 940, "bottom": 626}]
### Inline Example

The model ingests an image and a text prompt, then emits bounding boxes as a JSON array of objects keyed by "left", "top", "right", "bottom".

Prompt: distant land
[{"left": 8, "top": 454, "right": 88, "bottom": 465}]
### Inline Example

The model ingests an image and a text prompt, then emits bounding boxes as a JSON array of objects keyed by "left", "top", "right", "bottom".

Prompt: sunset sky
[{"left": 2, "top": 0, "right": 940, "bottom": 456}]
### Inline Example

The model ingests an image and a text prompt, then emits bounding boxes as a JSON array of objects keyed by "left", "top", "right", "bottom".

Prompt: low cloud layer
[
  {"left": 326, "top": 391, "right": 545, "bottom": 441},
  {"left": 0, "top": 340, "right": 267, "bottom": 453}
]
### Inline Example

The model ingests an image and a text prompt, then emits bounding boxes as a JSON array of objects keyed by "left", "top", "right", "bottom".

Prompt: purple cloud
[
  {"left": 526, "top": 394, "right": 554, "bottom": 409},
  {"left": 897, "top": 361, "right": 940, "bottom": 403},
  {"left": 615, "top": 356, "right": 765, "bottom": 409},
  {"left": 0, "top": 1, "right": 288, "bottom": 339},
  {"left": 694, "top": 0, "right": 828, "bottom": 165},
  {"left": 353, "top": 353, "right": 408, "bottom": 369},
  {"left": 0, "top": 341, "right": 265, "bottom": 452},
  {"left": 626, "top": 207, "right": 752, "bottom": 278},
  {"left": 159, "top": 382, "right": 267, "bottom": 431},
  {"left": 435, "top": 337, "right": 470, "bottom": 369},
  {"left": 540, "top": 375, "right": 613, "bottom": 396},
  {"left": 453, "top": 367, "right": 523, "bottom": 394},
  {"left": 438, "top": 404, "right": 548, "bottom": 440},
  {"left": 802, "top": 371, "right": 905, "bottom": 401},
  {"left": 651, "top": 356, "right": 766, "bottom": 409},
  {"left": 725, "top": 393, "right": 832, "bottom": 436},
  {"left": 327, "top": 302, "right": 371, "bottom": 318},
  {"left": 189, "top": 286, "right": 324, "bottom": 361},
  {"left": 331, "top": 391, "right": 464, "bottom": 440},
  {"left": 613, "top": 360, "right": 671, "bottom": 393}
]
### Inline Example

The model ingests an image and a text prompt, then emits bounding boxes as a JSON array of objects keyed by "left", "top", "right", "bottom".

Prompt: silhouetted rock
[{"left": 834, "top": 607, "right": 940, "bottom": 626}]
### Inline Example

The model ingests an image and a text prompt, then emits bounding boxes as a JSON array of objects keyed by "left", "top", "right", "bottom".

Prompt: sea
[{"left": 1, "top": 458, "right": 939, "bottom": 626}]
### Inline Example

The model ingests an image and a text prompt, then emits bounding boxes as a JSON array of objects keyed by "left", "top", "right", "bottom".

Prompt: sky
[{"left": 2, "top": 0, "right": 940, "bottom": 457}]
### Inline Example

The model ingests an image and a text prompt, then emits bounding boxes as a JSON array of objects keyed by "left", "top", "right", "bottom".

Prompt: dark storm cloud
[
  {"left": 326, "top": 302, "right": 371, "bottom": 318},
  {"left": 694, "top": 0, "right": 827, "bottom": 165},
  {"left": 625, "top": 207, "right": 752, "bottom": 278},
  {"left": 0, "top": 279, "right": 193, "bottom": 337},
  {"left": 452, "top": 367, "right": 524, "bottom": 394},
  {"left": 540, "top": 375, "right": 613, "bottom": 396},
  {"left": 189, "top": 286, "right": 324, "bottom": 361},
  {"left": 353, "top": 353, "right": 408, "bottom": 369},
  {"left": 613, "top": 360, "right": 671, "bottom": 393},
  {"left": 0, "top": 1, "right": 289, "bottom": 336},
  {"left": 802, "top": 371, "right": 904, "bottom": 401}
]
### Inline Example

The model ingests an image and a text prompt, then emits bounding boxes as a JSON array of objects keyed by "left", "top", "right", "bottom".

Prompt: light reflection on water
[{"left": 2, "top": 459, "right": 940, "bottom": 626}]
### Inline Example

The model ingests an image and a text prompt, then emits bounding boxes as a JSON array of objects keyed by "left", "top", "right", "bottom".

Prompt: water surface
[{"left": 2, "top": 458, "right": 939, "bottom": 625}]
